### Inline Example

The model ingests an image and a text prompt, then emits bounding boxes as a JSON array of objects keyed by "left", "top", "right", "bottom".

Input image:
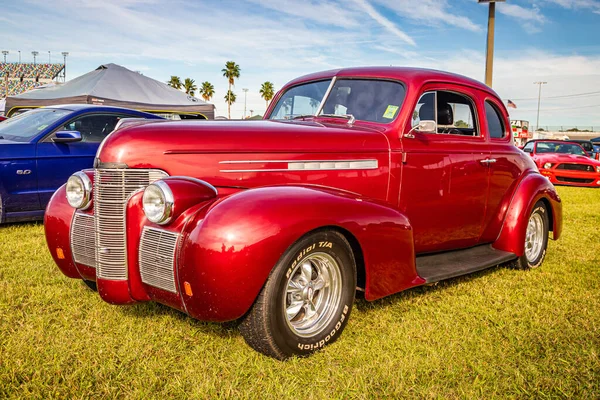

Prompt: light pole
[
  {"left": 249, "top": 109, "right": 254, "bottom": 118},
  {"left": 32, "top": 51, "right": 39, "bottom": 65},
  {"left": 48, "top": 51, "right": 51, "bottom": 63},
  {"left": 18, "top": 51, "right": 21, "bottom": 63},
  {"left": 242, "top": 88, "right": 249, "bottom": 119},
  {"left": 534, "top": 81, "right": 547, "bottom": 133},
  {"left": 62, "top": 52, "right": 69, "bottom": 82},
  {"left": 478, "top": 0, "right": 505, "bottom": 87},
  {"left": 2, "top": 51, "right": 8, "bottom": 63}
]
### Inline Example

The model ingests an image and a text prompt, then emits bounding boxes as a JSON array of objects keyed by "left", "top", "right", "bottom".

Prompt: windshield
[
  {"left": 0, "top": 108, "right": 71, "bottom": 142},
  {"left": 269, "top": 78, "right": 406, "bottom": 124},
  {"left": 536, "top": 141, "right": 587, "bottom": 156}
]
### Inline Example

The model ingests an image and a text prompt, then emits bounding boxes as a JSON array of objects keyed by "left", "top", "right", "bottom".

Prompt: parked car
[
  {"left": 0, "top": 105, "right": 163, "bottom": 223},
  {"left": 45, "top": 67, "right": 563, "bottom": 360},
  {"left": 522, "top": 139, "right": 600, "bottom": 187},
  {"left": 0, "top": 116, "right": 6, "bottom": 122}
]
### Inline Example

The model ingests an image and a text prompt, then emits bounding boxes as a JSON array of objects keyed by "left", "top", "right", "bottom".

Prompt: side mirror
[
  {"left": 404, "top": 120, "right": 436, "bottom": 138},
  {"left": 53, "top": 130, "right": 82, "bottom": 143}
]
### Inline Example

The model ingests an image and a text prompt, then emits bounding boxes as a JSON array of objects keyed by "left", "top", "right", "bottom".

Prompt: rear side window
[
  {"left": 523, "top": 142, "right": 534, "bottom": 153},
  {"left": 485, "top": 101, "right": 506, "bottom": 139}
]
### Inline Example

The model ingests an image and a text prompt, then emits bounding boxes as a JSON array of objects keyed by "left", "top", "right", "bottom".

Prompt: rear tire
[
  {"left": 240, "top": 230, "right": 356, "bottom": 360},
  {"left": 512, "top": 201, "right": 549, "bottom": 270}
]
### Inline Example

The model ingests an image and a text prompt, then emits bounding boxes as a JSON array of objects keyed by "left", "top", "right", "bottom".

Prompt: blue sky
[{"left": 1, "top": 0, "right": 599, "bottom": 126}]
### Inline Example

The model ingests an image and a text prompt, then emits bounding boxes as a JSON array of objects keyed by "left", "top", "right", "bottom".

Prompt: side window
[
  {"left": 523, "top": 142, "right": 534, "bottom": 153},
  {"left": 411, "top": 91, "right": 478, "bottom": 136},
  {"left": 485, "top": 101, "right": 506, "bottom": 139},
  {"left": 61, "top": 114, "right": 122, "bottom": 143}
]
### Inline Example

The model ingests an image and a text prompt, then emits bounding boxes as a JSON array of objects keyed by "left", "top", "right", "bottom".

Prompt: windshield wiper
[
  {"left": 290, "top": 114, "right": 316, "bottom": 120},
  {"left": 318, "top": 113, "right": 356, "bottom": 126}
]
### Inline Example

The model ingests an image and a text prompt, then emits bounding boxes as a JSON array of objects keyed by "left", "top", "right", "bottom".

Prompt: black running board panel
[{"left": 416, "top": 245, "right": 517, "bottom": 284}]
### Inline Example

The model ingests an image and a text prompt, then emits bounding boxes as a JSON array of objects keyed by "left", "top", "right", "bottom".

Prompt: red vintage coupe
[
  {"left": 45, "top": 67, "right": 562, "bottom": 359},
  {"left": 523, "top": 139, "right": 600, "bottom": 187}
]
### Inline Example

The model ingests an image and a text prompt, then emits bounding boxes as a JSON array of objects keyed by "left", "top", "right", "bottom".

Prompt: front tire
[
  {"left": 240, "top": 230, "right": 356, "bottom": 360},
  {"left": 512, "top": 201, "right": 549, "bottom": 269}
]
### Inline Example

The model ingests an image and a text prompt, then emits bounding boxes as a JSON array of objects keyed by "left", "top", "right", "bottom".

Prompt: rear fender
[
  {"left": 493, "top": 173, "right": 562, "bottom": 256},
  {"left": 178, "top": 185, "right": 421, "bottom": 322}
]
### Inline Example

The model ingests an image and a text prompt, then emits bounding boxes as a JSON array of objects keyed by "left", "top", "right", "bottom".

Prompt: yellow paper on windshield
[
  {"left": 383, "top": 105, "right": 399, "bottom": 119},
  {"left": 37, "top": 124, "right": 48, "bottom": 131}
]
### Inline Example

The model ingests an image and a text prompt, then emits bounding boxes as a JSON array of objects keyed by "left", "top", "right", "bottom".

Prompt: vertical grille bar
[
  {"left": 139, "top": 227, "right": 179, "bottom": 293},
  {"left": 94, "top": 168, "right": 168, "bottom": 280}
]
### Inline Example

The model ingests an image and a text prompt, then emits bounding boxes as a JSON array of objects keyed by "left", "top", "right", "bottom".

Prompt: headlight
[
  {"left": 596, "top": 166, "right": 600, "bottom": 173},
  {"left": 66, "top": 171, "right": 92, "bottom": 209},
  {"left": 543, "top": 163, "right": 553, "bottom": 169},
  {"left": 142, "top": 181, "right": 174, "bottom": 224}
]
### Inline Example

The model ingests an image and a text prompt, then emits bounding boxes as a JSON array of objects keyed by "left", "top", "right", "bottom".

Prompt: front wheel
[
  {"left": 240, "top": 230, "right": 356, "bottom": 360},
  {"left": 512, "top": 201, "right": 549, "bottom": 269}
]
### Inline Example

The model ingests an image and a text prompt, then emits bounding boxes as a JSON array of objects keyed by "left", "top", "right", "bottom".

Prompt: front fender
[
  {"left": 493, "top": 173, "right": 562, "bottom": 256},
  {"left": 178, "top": 186, "right": 421, "bottom": 321}
]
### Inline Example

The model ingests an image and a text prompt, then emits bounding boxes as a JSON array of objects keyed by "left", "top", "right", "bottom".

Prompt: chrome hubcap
[
  {"left": 525, "top": 212, "right": 544, "bottom": 261},
  {"left": 284, "top": 252, "right": 342, "bottom": 337}
]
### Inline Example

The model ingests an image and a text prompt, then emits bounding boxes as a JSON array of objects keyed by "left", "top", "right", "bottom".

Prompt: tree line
[{"left": 166, "top": 61, "right": 275, "bottom": 119}]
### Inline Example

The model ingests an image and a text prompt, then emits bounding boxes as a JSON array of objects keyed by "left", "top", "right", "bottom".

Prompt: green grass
[{"left": 1, "top": 186, "right": 599, "bottom": 399}]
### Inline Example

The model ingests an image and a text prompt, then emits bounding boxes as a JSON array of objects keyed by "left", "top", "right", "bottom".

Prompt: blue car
[{"left": 0, "top": 105, "right": 162, "bottom": 223}]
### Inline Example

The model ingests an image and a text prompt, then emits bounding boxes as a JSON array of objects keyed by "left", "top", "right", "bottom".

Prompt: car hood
[
  {"left": 534, "top": 153, "right": 600, "bottom": 166},
  {"left": 96, "top": 119, "right": 391, "bottom": 192}
]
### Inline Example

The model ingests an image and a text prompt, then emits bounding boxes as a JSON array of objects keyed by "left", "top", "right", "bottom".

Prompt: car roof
[
  {"left": 45, "top": 104, "right": 159, "bottom": 117},
  {"left": 283, "top": 66, "right": 500, "bottom": 98}
]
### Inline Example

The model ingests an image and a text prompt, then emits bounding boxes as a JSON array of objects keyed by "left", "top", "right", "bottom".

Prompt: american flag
[{"left": 507, "top": 99, "right": 517, "bottom": 109}]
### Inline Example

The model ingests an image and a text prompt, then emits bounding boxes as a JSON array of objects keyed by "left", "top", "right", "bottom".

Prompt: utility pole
[
  {"left": 534, "top": 81, "right": 547, "bottom": 133},
  {"left": 479, "top": 0, "right": 505, "bottom": 87},
  {"left": 62, "top": 52, "right": 69, "bottom": 82},
  {"left": 32, "top": 51, "right": 39, "bottom": 65},
  {"left": 243, "top": 88, "right": 249, "bottom": 119},
  {"left": 250, "top": 109, "right": 254, "bottom": 118},
  {"left": 18, "top": 51, "right": 21, "bottom": 63},
  {"left": 2, "top": 51, "right": 8, "bottom": 63},
  {"left": 48, "top": 51, "right": 51, "bottom": 63}
]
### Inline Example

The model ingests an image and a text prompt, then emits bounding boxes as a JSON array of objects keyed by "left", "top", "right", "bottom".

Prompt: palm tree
[
  {"left": 309, "top": 98, "right": 320, "bottom": 113},
  {"left": 199, "top": 81, "right": 215, "bottom": 102},
  {"left": 167, "top": 76, "right": 182, "bottom": 90},
  {"left": 260, "top": 81, "right": 275, "bottom": 109},
  {"left": 183, "top": 78, "right": 197, "bottom": 97},
  {"left": 222, "top": 61, "right": 241, "bottom": 119},
  {"left": 224, "top": 90, "right": 236, "bottom": 117}
]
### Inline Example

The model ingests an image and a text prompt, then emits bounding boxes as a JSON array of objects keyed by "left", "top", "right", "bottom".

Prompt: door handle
[{"left": 480, "top": 158, "right": 497, "bottom": 165}]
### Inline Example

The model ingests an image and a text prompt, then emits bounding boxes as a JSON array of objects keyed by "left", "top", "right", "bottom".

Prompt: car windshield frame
[
  {"left": 0, "top": 108, "right": 72, "bottom": 142},
  {"left": 267, "top": 77, "right": 407, "bottom": 124},
  {"left": 535, "top": 141, "right": 587, "bottom": 156}
]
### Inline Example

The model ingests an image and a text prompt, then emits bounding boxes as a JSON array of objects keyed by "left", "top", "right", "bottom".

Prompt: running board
[{"left": 416, "top": 245, "right": 517, "bottom": 284}]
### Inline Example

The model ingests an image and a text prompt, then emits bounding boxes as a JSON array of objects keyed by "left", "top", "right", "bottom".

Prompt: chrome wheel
[
  {"left": 284, "top": 252, "right": 342, "bottom": 337},
  {"left": 525, "top": 212, "right": 544, "bottom": 261}
]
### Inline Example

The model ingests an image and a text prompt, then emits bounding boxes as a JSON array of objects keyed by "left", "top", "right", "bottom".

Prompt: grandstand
[{"left": 0, "top": 62, "right": 64, "bottom": 98}]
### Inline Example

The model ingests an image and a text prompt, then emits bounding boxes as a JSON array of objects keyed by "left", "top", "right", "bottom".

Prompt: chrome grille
[
  {"left": 70, "top": 213, "right": 96, "bottom": 267},
  {"left": 139, "top": 227, "right": 179, "bottom": 293},
  {"left": 556, "top": 163, "right": 593, "bottom": 172},
  {"left": 94, "top": 168, "right": 168, "bottom": 280}
]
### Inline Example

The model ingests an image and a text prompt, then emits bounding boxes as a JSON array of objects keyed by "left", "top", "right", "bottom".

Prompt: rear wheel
[
  {"left": 512, "top": 201, "right": 549, "bottom": 270},
  {"left": 240, "top": 230, "right": 356, "bottom": 360}
]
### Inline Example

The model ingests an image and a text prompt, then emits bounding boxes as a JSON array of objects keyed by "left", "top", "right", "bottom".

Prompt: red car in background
[
  {"left": 0, "top": 116, "right": 7, "bottom": 122},
  {"left": 523, "top": 140, "right": 600, "bottom": 187}
]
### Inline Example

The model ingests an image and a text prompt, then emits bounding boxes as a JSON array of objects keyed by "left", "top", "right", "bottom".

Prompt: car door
[
  {"left": 36, "top": 113, "right": 124, "bottom": 207},
  {"left": 399, "top": 85, "right": 490, "bottom": 254},
  {"left": 480, "top": 98, "right": 525, "bottom": 243}
]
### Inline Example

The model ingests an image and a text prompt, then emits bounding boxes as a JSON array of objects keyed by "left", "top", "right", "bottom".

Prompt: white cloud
[
  {"left": 373, "top": 0, "right": 482, "bottom": 32},
  {"left": 350, "top": 0, "right": 416, "bottom": 45},
  {"left": 497, "top": 3, "right": 547, "bottom": 33},
  {"left": 544, "top": 0, "right": 600, "bottom": 13}
]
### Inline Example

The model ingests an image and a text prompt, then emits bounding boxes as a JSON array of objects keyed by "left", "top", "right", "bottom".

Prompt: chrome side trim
[{"left": 219, "top": 159, "right": 378, "bottom": 173}]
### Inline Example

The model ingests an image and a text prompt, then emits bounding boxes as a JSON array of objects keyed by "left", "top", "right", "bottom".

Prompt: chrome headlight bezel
[
  {"left": 142, "top": 181, "right": 174, "bottom": 225},
  {"left": 543, "top": 162, "right": 553, "bottom": 169},
  {"left": 66, "top": 171, "right": 92, "bottom": 210}
]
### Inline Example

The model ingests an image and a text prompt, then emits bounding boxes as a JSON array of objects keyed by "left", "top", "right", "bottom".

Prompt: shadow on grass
[{"left": 108, "top": 262, "right": 514, "bottom": 341}]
